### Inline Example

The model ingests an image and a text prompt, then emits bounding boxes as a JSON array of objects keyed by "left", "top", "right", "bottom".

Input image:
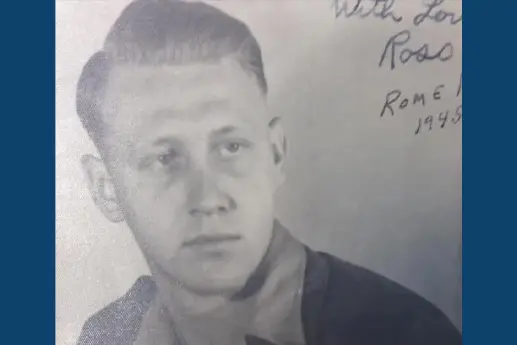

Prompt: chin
[
  {"left": 184, "top": 271, "right": 251, "bottom": 296},
  {"left": 190, "top": 252, "right": 264, "bottom": 292}
]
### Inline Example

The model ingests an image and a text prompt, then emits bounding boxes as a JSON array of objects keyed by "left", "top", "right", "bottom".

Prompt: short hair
[{"left": 76, "top": 0, "right": 268, "bottom": 147}]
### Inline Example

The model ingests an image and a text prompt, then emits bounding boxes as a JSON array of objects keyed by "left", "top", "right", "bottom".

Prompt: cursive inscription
[
  {"left": 330, "top": 0, "right": 462, "bottom": 136},
  {"left": 380, "top": 83, "right": 446, "bottom": 117},
  {"left": 413, "top": 0, "right": 462, "bottom": 26},
  {"left": 456, "top": 73, "right": 462, "bottom": 97},
  {"left": 414, "top": 104, "right": 461, "bottom": 135},
  {"left": 378, "top": 76, "right": 462, "bottom": 135},
  {"left": 332, "top": 0, "right": 403, "bottom": 23},
  {"left": 331, "top": 0, "right": 461, "bottom": 71},
  {"left": 379, "top": 29, "right": 453, "bottom": 70}
]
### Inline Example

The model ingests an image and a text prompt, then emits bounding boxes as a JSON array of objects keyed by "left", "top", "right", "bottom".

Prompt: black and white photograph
[{"left": 56, "top": 1, "right": 462, "bottom": 344}]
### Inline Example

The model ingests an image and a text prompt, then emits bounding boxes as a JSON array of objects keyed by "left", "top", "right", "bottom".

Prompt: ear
[
  {"left": 267, "top": 117, "right": 287, "bottom": 187},
  {"left": 81, "top": 154, "right": 125, "bottom": 223}
]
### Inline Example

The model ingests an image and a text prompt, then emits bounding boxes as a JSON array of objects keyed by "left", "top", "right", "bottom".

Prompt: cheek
[
  {"left": 229, "top": 174, "right": 276, "bottom": 257},
  {"left": 117, "top": 175, "right": 189, "bottom": 252},
  {"left": 226, "top": 148, "right": 277, "bottom": 203},
  {"left": 226, "top": 165, "right": 276, "bottom": 216},
  {"left": 231, "top": 143, "right": 275, "bottom": 180}
]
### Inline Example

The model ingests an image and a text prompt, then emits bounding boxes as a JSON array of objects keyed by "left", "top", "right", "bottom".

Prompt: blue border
[
  {"left": 1, "top": 0, "right": 55, "bottom": 343},
  {"left": 464, "top": 0, "right": 517, "bottom": 344},
  {"left": 2, "top": 0, "right": 517, "bottom": 343}
]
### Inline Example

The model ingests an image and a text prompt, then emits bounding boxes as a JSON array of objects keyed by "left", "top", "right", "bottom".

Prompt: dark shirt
[{"left": 77, "top": 246, "right": 461, "bottom": 345}]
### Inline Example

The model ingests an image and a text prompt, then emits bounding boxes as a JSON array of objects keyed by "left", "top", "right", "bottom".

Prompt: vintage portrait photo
[{"left": 56, "top": 1, "right": 462, "bottom": 344}]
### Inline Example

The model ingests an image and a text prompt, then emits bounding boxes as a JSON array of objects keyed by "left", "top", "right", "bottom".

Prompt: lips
[{"left": 182, "top": 234, "right": 242, "bottom": 247}]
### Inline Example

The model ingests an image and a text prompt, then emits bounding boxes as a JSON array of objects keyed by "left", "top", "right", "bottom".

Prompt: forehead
[{"left": 101, "top": 60, "right": 268, "bottom": 146}]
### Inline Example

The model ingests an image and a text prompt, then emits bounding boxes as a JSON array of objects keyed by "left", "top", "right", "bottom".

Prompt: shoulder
[
  {"left": 302, "top": 248, "right": 462, "bottom": 345},
  {"left": 76, "top": 276, "right": 156, "bottom": 345}
]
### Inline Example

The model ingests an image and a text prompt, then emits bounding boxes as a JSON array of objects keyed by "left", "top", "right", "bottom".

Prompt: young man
[{"left": 76, "top": 1, "right": 461, "bottom": 344}]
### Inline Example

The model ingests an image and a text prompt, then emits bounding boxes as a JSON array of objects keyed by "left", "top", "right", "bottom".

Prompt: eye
[
  {"left": 156, "top": 149, "right": 178, "bottom": 165},
  {"left": 226, "top": 142, "right": 241, "bottom": 153},
  {"left": 219, "top": 142, "right": 243, "bottom": 158}
]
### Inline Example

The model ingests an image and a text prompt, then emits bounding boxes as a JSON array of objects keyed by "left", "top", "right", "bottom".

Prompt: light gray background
[{"left": 56, "top": 1, "right": 462, "bottom": 344}]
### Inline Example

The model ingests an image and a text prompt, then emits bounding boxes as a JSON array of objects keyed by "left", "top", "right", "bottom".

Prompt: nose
[{"left": 187, "top": 169, "right": 235, "bottom": 217}]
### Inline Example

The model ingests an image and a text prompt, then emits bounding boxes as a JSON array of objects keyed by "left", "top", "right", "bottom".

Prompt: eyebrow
[
  {"left": 210, "top": 125, "right": 237, "bottom": 138},
  {"left": 151, "top": 137, "right": 182, "bottom": 148},
  {"left": 146, "top": 126, "right": 237, "bottom": 148}
]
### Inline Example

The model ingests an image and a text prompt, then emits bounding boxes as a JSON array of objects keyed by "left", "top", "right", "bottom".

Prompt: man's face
[{"left": 86, "top": 59, "right": 285, "bottom": 294}]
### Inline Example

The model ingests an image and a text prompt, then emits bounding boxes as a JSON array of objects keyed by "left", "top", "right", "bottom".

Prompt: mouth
[{"left": 182, "top": 234, "right": 242, "bottom": 248}]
